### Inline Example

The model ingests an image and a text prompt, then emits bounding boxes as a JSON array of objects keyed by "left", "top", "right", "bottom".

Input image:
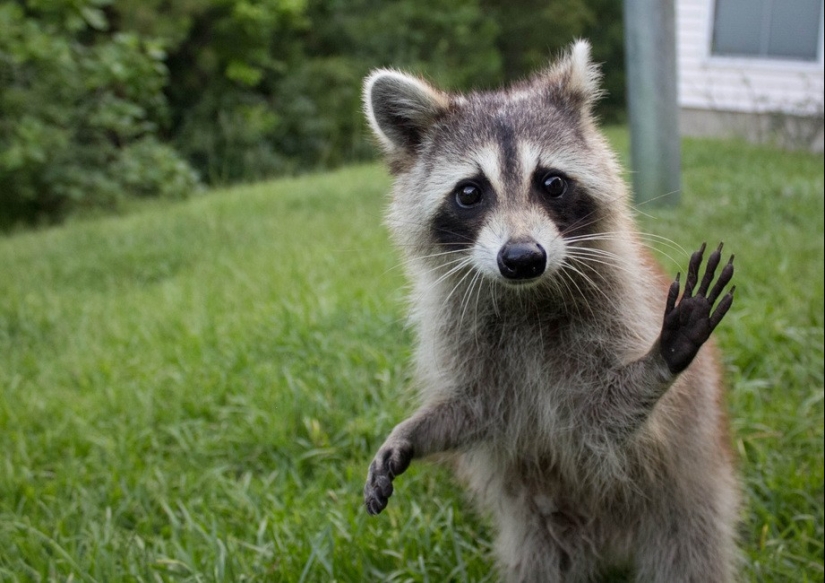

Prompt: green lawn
[{"left": 0, "top": 130, "right": 822, "bottom": 582}]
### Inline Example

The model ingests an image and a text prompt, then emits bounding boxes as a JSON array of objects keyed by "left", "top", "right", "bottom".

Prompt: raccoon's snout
[{"left": 497, "top": 241, "right": 547, "bottom": 281}]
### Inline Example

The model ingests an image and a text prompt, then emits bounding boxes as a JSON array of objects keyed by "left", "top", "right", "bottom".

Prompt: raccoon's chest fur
[
  {"left": 415, "top": 283, "right": 647, "bottom": 449},
  {"left": 410, "top": 267, "right": 665, "bottom": 504},
  {"left": 440, "top": 313, "right": 650, "bottom": 526}
]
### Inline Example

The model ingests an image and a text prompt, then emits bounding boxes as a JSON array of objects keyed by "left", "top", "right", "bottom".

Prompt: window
[{"left": 712, "top": 0, "right": 824, "bottom": 61}]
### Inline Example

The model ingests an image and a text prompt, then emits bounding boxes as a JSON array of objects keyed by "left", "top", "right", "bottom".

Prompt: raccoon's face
[{"left": 365, "top": 41, "right": 627, "bottom": 290}]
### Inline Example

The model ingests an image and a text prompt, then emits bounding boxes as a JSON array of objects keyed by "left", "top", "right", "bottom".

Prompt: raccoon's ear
[
  {"left": 542, "top": 40, "right": 604, "bottom": 114},
  {"left": 364, "top": 70, "right": 450, "bottom": 156}
]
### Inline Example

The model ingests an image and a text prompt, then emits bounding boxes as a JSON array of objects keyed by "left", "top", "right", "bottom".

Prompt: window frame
[{"left": 704, "top": 0, "right": 825, "bottom": 70}]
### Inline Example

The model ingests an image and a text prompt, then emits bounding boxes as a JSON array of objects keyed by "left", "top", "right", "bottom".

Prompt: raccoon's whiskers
[
  {"left": 420, "top": 256, "right": 474, "bottom": 297},
  {"left": 565, "top": 249, "right": 637, "bottom": 280},
  {"left": 413, "top": 255, "right": 468, "bottom": 281},
  {"left": 442, "top": 259, "right": 478, "bottom": 307},
  {"left": 564, "top": 243, "right": 624, "bottom": 261},
  {"left": 551, "top": 262, "right": 597, "bottom": 321},
  {"left": 459, "top": 270, "right": 484, "bottom": 328},
  {"left": 635, "top": 233, "right": 688, "bottom": 257},
  {"left": 559, "top": 187, "right": 684, "bottom": 248},
  {"left": 537, "top": 312, "right": 546, "bottom": 357},
  {"left": 633, "top": 237, "right": 685, "bottom": 268},
  {"left": 566, "top": 252, "right": 626, "bottom": 285},
  {"left": 560, "top": 209, "right": 688, "bottom": 263},
  {"left": 546, "top": 276, "right": 575, "bottom": 319},
  {"left": 420, "top": 247, "right": 470, "bottom": 260},
  {"left": 565, "top": 231, "right": 688, "bottom": 270},
  {"left": 559, "top": 217, "right": 602, "bottom": 239},
  {"left": 630, "top": 189, "right": 683, "bottom": 214},
  {"left": 384, "top": 250, "right": 462, "bottom": 279},
  {"left": 490, "top": 278, "right": 501, "bottom": 318},
  {"left": 566, "top": 255, "right": 630, "bottom": 278},
  {"left": 560, "top": 260, "right": 612, "bottom": 308},
  {"left": 566, "top": 230, "right": 688, "bottom": 260},
  {"left": 473, "top": 273, "right": 487, "bottom": 323}
]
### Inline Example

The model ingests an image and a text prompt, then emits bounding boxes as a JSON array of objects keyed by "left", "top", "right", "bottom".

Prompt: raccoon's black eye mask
[
  {"left": 429, "top": 176, "right": 496, "bottom": 249},
  {"left": 529, "top": 168, "right": 601, "bottom": 238}
]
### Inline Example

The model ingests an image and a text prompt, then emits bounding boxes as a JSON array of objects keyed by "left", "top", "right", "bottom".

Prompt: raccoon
[{"left": 362, "top": 41, "right": 740, "bottom": 582}]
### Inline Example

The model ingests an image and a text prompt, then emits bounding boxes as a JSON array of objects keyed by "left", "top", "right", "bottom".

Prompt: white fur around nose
[{"left": 472, "top": 210, "right": 565, "bottom": 282}]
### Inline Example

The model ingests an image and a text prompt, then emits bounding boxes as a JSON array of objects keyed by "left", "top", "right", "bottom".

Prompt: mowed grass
[{"left": 0, "top": 129, "right": 822, "bottom": 582}]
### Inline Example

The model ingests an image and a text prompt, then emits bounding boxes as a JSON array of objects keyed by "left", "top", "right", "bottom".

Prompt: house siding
[
  {"left": 677, "top": 0, "right": 824, "bottom": 116},
  {"left": 677, "top": 0, "right": 824, "bottom": 149}
]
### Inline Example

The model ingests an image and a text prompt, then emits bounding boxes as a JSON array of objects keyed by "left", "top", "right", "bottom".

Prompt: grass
[{"left": 0, "top": 128, "right": 822, "bottom": 582}]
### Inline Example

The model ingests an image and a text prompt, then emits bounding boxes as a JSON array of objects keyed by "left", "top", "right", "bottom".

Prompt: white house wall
[{"left": 677, "top": 0, "right": 824, "bottom": 116}]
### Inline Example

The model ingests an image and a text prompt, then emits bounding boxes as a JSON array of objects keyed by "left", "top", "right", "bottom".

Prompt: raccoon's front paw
[
  {"left": 364, "top": 440, "right": 413, "bottom": 515},
  {"left": 660, "top": 242, "right": 735, "bottom": 375}
]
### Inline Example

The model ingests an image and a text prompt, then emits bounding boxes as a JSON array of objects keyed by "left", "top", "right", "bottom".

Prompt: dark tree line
[{"left": 0, "top": 0, "right": 624, "bottom": 228}]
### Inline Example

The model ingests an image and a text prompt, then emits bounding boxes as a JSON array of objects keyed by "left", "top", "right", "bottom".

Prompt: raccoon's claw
[
  {"left": 660, "top": 242, "right": 735, "bottom": 375},
  {"left": 364, "top": 440, "right": 414, "bottom": 515}
]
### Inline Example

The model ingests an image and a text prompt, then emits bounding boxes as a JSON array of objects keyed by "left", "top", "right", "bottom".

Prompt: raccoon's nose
[{"left": 497, "top": 241, "right": 547, "bottom": 281}]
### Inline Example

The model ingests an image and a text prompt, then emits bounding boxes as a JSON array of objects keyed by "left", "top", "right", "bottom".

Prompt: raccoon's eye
[
  {"left": 455, "top": 183, "right": 483, "bottom": 208},
  {"left": 541, "top": 173, "right": 568, "bottom": 198}
]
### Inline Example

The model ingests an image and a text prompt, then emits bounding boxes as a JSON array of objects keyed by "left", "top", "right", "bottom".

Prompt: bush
[
  {"left": 114, "top": 137, "right": 201, "bottom": 200},
  {"left": 0, "top": 1, "right": 200, "bottom": 228},
  {"left": 0, "top": 0, "right": 628, "bottom": 228},
  {"left": 173, "top": 90, "right": 288, "bottom": 185}
]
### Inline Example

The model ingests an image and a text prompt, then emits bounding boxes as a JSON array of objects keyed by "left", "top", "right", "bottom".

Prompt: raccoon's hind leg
[
  {"left": 493, "top": 493, "right": 604, "bottom": 583},
  {"left": 633, "top": 481, "right": 740, "bottom": 583}
]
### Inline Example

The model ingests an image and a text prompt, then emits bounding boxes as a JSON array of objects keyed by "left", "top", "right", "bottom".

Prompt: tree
[
  {"left": 0, "top": 0, "right": 199, "bottom": 228},
  {"left": 0, "top": 0, "right": 628, "bottom": 228},
  {"left": 480, "top": 0, "right": 625, "bottom": 121}
]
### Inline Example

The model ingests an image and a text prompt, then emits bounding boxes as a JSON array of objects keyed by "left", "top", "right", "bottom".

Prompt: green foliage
[
  {"left": 272, "top": 57, "right": 369, "bottom": 170},
  {"left": 109, "top": 0, "right": 620, "bottom": 187},
  {"left": 159, "top": 0, "right": 504, "bottom": 182},
  {"left": 0, "top": 133, "right": 822, "bottom": 581},
  {"left": 147, "top": 0, "right": 310, "bottom": 182},
  {"left": 479, "top": 0, "right": 625, "bottom": 120},
  {"left": 0, "top": 0, "right": 200, "bottom": 228},
  {"left": 114, "top": 137, "right": 201, "bottom": 199},
  {"left": 1, "top": 0, "right": 629, "bottom": 227},
  {"left": 306, "top": 0, "right": 502, "bottom": 90}
]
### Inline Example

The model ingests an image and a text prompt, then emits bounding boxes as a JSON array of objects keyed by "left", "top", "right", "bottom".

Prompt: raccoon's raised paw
[
  {"left": 364, "top": 440, "right": 413, "bottom": 515},
  {"left": 660, "top": 242, "right": 735, "bottom": 375}
]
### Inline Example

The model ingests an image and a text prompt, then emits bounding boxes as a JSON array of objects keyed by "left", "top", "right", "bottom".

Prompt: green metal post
[{"left": 623, "top": 0, "right": 682, "bottom": 206}]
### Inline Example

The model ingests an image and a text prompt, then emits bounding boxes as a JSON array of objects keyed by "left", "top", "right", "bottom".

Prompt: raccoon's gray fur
[{"left": 362, "top": 41, "right": 740, "bottom": 582}]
